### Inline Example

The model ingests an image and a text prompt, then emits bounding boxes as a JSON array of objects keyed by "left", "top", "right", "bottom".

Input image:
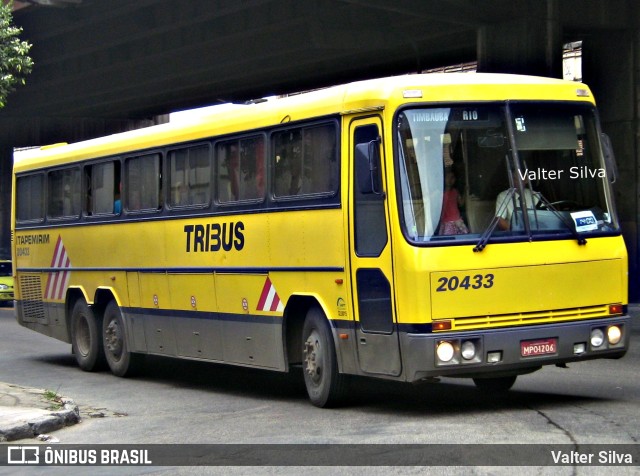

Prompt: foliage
[
  {"left": 43, "top": 388, "right": 63, "bottom": 410},
  {"left": 0, "top": 1, "right": 33, "bottom": 108}
]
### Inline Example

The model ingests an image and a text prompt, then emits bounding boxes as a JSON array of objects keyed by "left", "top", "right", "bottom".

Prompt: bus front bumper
[{"left": 402, "top": 316, "right": 631, "bottom": 382}]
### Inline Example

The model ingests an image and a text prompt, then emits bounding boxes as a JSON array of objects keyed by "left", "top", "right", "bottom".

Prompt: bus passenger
[
  {"left": 113, "top": 182, "right": 122, "bottom": 214},
  {"left": 439, "top": 170, "right": 468, "bottom": 235}
]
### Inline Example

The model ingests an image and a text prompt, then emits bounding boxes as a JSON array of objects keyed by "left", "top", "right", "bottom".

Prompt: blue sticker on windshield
[{"left": 571, "top": 210, "right": 598, "bottom": 232}]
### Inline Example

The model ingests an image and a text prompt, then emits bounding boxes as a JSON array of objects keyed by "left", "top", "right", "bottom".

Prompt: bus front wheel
[
  {"left": 102, "top": 300, "right": 143, "bottom": 377},
  {"left": 302, "top": 306, "right": 347, "bottom": 408},
  {"left": 70, "top": 298, "right": 104, "bottom": 371}
]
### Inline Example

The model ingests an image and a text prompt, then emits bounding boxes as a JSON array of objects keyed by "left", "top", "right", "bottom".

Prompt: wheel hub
[
  {"left": 304, "top": 332, "right": 322, "bottom": 383},
  {"left": 104, "top": 319, "right": 123, "bottom": 357}
]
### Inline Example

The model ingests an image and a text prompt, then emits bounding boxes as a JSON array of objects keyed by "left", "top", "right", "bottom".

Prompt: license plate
[{"left": 521, "top": 338, "right": 557, "bottom": 357}]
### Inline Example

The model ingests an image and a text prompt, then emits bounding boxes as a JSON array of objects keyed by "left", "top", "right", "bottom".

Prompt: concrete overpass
[{"left": 0, "top": 0, "right": 638, "bottom": 299}]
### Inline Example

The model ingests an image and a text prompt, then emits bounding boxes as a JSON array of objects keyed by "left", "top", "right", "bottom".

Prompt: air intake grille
[
  {"left": 19, "top": 275, "right": 45, "bottom": 321},
  {"left": 450, "top": 305, "right": 610, "bottom": 331}
]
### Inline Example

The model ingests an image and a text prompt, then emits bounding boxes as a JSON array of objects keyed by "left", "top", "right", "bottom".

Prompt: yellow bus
[{"left": 11, "top": 73, "right": 630, "bottom": 407}]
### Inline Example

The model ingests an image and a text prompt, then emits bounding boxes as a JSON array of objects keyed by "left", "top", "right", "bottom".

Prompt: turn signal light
[
  {"left": 433, "top": 320, "right": 452, "bottom": 331},
  {"left": 608, "top": 304, "right": 623, "bottom": 316}
]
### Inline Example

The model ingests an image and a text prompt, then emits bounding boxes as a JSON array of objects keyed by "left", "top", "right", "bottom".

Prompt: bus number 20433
[{"left": 436, "top": 274, "right": 495, "bottom": 292}]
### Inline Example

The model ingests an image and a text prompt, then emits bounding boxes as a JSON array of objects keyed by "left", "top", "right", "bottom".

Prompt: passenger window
[
  {"left": 16, "top": 174, "right": 45, "bottom": 222},
  {"left": 168, "top": 144, "right": 211, "bottom": 208},
  {"left": 85, "top": 161, "right": 121, "bottom": 215},
  {"left": 126, "top": 153, "right": 162, "bottom": 212},
  {"left": 272, "top": 123, "right": 337, "bottom": 198},
  {"left": 216, "top": 136, "right": 265, "bottom": 203},
  {"left": 47, "top": 168, "right": 81, "bottom": 219}
]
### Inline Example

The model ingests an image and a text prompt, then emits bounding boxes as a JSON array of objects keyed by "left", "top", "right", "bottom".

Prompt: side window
[
  {"left": 16, "top": 174, "right": 45, "bottom": 223},
  {"left": 216, "top": 135, "right": 265, "bottom": 203},
  {"left": 47, "top": 167, "right": 81, "bottom": 219},
  {"left": 168, "top": 144, "right": 211, "bottom": 208},
  {"left": 272, "top": 123, "right": 338, "bottom": 199},
  {"left": 126, "top": 153, "right": 162, "bottom": 212},
  {"left": 353, "top": 123, "right": 387, "bottom": 256},
  {"left": 85, "top": 161, "right": 121, "bottom": 215}
]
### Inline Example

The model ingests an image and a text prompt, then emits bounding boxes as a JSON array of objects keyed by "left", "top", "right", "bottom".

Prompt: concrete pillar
[
  {"left": 582, "top": 25, "right": 639, "bottom": 302},
  {"left": 0, "top": 144, "right": 12, "bottom": 259},
  {"left": 635, "top": 4, "right": 640, "bottom": 303},
  {"left": 477, "top": 0, "right": 563, "bottom": 78}
]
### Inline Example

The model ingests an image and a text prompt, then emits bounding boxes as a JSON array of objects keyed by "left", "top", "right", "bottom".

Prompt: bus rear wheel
[
  {"left": 102, "top": 300, "right": 143, "bottom": 377},
  {"left": 302, "top": 306, "right": 347, "bottom": 408},
  {"left": 70, "top": 298, "right": 104, "bottom": 371}
]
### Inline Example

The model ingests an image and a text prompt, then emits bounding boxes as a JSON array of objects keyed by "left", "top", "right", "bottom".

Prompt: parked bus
[{"left": 11, "top": 73, "right": 629, "bottom": 407}]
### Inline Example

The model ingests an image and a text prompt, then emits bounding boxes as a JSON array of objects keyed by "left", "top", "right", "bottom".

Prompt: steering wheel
[{"left": 547, "top": 200, "right": 582, "bottom": 211}]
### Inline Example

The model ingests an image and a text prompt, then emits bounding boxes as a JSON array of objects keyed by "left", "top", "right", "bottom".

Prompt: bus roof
[{"left": 13, "top": 73, "right": 593, "bottom": 172}]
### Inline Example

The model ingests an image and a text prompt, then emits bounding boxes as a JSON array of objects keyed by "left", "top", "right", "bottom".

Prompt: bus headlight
[
  {"left": 607, "top": 325, "right": 622, "bottom": 345},
  {"left": 590, "top": 328, "right": 605, "bottom": 348},
  {"left": 436, "top": 341, "right": 455, "bottom": 363},
  {"left": 461, "top": 340, "right": 476, "bottom": 360}
]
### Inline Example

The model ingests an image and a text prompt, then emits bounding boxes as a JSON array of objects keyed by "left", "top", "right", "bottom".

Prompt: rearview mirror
[{"left": 355, "top": 138, "right": 382, "bottom": 194}]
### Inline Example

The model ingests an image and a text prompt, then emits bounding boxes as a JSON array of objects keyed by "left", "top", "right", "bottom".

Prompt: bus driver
[{"left": 495, "top": 176, "right": 540, "bottom": 231}]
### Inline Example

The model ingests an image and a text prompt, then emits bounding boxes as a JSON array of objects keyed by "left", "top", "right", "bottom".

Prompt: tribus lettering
[{"left": 184, "top": 222, "right": 245, "bottom": 252}]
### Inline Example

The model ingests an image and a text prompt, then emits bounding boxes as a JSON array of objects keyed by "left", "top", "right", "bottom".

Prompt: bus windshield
[{"left": 396, "top": 102, "right": 619, "bottom": 244}]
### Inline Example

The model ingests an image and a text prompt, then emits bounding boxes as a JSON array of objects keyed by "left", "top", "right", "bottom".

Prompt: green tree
[{"left": 0, "top": 1, "right": 33, "bottom": 108}]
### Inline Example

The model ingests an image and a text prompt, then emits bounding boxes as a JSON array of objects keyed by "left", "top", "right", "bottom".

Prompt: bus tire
[
  {"left": 70, "top": 298, "right": 105, "bottom": 371},
  {"left": 473, "top": 375, "right": 517, "bottom": 392},
  {"left": 302, "top": 306, "right": 347, "bottom": 408},
  {"left": 102, "top": 300, "right": 143, "bottom": 377}
]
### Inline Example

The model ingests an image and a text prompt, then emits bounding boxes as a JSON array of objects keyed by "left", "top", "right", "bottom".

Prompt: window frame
[
  {"left": 46, "top": 166, "right": 82, "bottom": 222},
  {"left": 214, "top": 133, "right": 267, "bottom": 206},
  {"left": 124, "top": 151, "right": 163, "bottom": 215},
  {"left": 166, "top": 142, "right": 212, "bottom": 210},
  {"left": 15, "top": 172, "right": 46, "bottom": 224},
  {"left": 270, "top": 119, "right": 340, "bottom": 203},
  {"left": 83, "top": 159, "right": 122, "bottom": 218}
]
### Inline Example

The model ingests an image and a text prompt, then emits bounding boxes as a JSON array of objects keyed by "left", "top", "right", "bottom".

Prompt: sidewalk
[{"left": 0, "top": 382, "right": 79, "bottom": 442}]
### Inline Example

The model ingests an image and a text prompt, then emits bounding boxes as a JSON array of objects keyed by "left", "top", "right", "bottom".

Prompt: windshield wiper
[
  {"left": 532, "top": 192, "right": 587, "bottom": 245},
  {"left": 473, "top": 187, "right": 515, "bottom": 252}
]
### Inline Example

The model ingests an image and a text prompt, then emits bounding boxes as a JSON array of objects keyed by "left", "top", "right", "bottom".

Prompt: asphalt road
[{"left": 0, "top": 306, "right": 638, "bottom": 475}]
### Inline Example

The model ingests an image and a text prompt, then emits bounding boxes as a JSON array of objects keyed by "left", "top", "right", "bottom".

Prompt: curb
[{"left": 0, "top": 396, "right": 80, "bottom": 442}]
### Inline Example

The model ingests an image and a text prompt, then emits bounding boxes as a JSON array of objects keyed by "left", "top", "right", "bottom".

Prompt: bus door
[{"left": 348, "top": 117, "right": 401, "bottom": 377}]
